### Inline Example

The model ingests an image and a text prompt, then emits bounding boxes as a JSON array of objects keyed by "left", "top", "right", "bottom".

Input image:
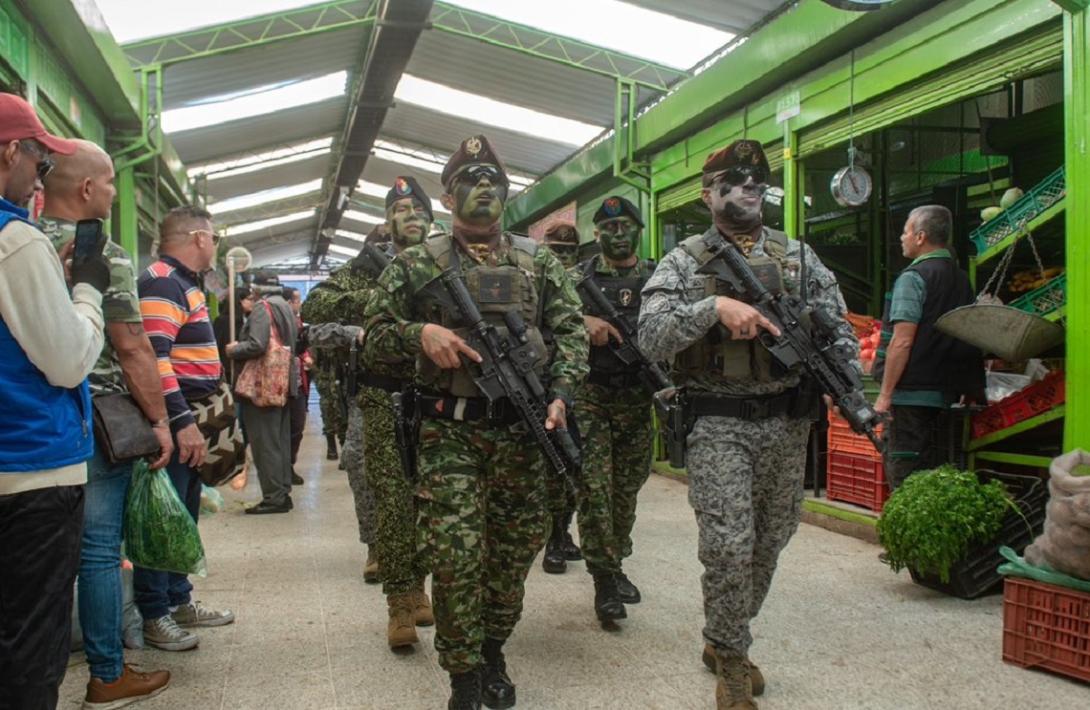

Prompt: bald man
[{"left": 41, "top": 140, "right": 172, "bottom": 707}]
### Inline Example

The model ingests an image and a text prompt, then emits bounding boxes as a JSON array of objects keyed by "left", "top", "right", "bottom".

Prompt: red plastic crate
[
  {"left": 1002, "top": 577, "right": 1090, "bottom": 684},
  {"left": 972, "top": 370, "right": 1066, "bottom": 439},
  {"left": 826, "top": 450, "right": 889, "bottom": 512},
  {"left": 827, "top": 411, "right": 885, "bottom": 456}
]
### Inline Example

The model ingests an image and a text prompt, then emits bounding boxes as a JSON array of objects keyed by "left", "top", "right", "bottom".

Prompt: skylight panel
[
  {"left": 372, "top": 139, "right": 534, "bottom": 192},
  {"left": 343, "top": 209, "right": 385, "bottom": 226},
  {"left": 210, "top": 179, "right": 323, "bottom": 216},
  {"left": 336, "top": 229, "right": 368, "bottom": 243},
  {"left": 97, "top": 1, "right": 322, "bottom": 44},
  {"left": 191, "top": 138, "right": 334, "bottom": 180},
  {"left": 162, "top": 72, "right": 347, "bottom": 134},
  {"left": 328, "top": 244, "right": 360, "bottom": 257},
  {"left": 441, "top": 0, "right": 733, "bottom": 70},
  {"left": 227, "top": 210, "right": 315, "bottom": 237},
  {"left": 394, "top": 75, "right": 603, "bottom": 147}
]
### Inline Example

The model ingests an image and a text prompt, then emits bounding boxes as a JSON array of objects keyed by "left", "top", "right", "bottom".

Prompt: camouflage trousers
[
  {"left": 687, "top": 414, "right": 810, "bottom": 656},
  {"left": 417, "top": 417, "right": 549, "bottom": 674},
  {"left": 341, "top": 403, "right": 375, "bottom": 545},
  {"left": 315, "top": 367, "right": 345, "bottom": 441},
  {"left": 360, "top": 385, "right": 427, "bottom": 595},
  {"left": 575, "top": 383, "right": 653, "bottom": 576}
]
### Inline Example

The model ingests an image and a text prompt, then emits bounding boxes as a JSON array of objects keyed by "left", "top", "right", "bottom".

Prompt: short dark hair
[
  {"left": 909, "top": 205, "right": 951, "bottom": 246},
  {"left": 282, "top": 286, "right": 299, "bottom": 301},
  {"left": 159, "top": 205, "right": 213, "bottom": 243}
]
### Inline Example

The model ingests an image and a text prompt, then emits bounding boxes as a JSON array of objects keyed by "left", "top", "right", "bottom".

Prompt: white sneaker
[
  {"left": 142, "top": 615, "right": 198, "bottom": 652},
  {"left": 171, "top": 601, "right": 235, "bottom": 628}
]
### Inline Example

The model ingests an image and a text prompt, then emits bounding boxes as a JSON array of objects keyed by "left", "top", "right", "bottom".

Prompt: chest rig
[
  {"left": 416, "top": 234, "right": 548, "bottom": 398},
  {"left": 580, "top": 256, "right": 654, "bottom": 375},
  {"left": 675, "top": 228, "right": 794, "bottom": 382}
]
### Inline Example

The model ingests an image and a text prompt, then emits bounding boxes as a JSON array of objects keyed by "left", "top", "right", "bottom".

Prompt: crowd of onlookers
[{"left": 0, "top": 92, "right": 310, "bottom": 710}]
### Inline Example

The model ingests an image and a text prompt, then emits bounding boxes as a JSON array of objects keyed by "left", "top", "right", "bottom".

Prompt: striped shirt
[{"left": 138, "top": 255, "right": 221, "bottom": 431}]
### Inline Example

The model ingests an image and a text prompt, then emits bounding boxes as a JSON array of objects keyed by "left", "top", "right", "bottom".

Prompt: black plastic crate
[{"left": 909, "top": 470, "right": 1047, "bottom": 599}]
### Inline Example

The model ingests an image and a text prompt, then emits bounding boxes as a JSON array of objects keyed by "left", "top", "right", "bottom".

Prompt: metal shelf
[
  {"left": 967, "top": 405, "right": 1065, "bottom": 452},
  {"left": 970, "top": 451, "right": 1054, "bottom": 468}
]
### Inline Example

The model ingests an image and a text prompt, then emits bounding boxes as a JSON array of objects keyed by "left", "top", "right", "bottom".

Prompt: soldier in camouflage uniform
[
  {"left": 301, "top": 247, "right": 379, "bottom": 579},
  {"left": 539, "top": 223, "right": 583, "bottom": 575},
  {"left": 363, "top": 135, "right": 588, "bottom": 710},
  {"left": 638, "top": 141, "right": 857, "bottom": 710},
  {"left": 300, "top": 288, "right": 345, "bottom": 459},
  {"left": 572, "top": 197, "right": 657, "bottom": 626},
  {"left": 353, "top": 177, "right": 436, "bottom": 650}
]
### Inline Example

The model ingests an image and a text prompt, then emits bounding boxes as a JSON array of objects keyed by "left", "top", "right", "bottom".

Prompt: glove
[{"left": 71, "top": 253, "right": 111, "bottom": 293}]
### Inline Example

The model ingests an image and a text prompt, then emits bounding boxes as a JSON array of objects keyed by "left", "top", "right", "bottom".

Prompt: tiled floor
[{"left": 58, "top": 406, "right": 1089, "bottom": 708}]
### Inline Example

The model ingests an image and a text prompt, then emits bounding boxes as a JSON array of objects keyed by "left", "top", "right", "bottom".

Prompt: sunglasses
[
  {"left": 714, "top": 166, "right": 768, "bottom": 188},
  {"left": 19, "top": 141, "right": 54, "bottom": 181},
  {"left": 169, "top": 229, "right": 222, "bottom": 244},
  {"left": 455, "top": 164, "right": 508, "bottom": 186}
]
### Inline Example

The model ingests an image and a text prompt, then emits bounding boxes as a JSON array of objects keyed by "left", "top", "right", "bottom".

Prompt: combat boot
[
  {"left": 411, "top": 578, "right": 434, "bottom": 626},
  {"left": 363, "top": 547, "right": 381, "bottom": 584},
  {"left": 448, "top": 670, "right": 481, "bottom": 710},
  {"left": 481, "top": 637, "right": 516, "bottom": 709},
  {"left": 558, "top": 510, "right": 582, "bottom": 561},
  {"left": 592, "top": 573, "right": 626, "bottom": 624},
  {"left": 614, "top": 570, "right": 641, "bottom": 604},
  {"left": 386, "top": 593, "right": 418, "bottom": 648},
  {"left": 541, "top": 516, "right": 566, "bottom": 574},
  {"left": 703, "top": 644, "right": 764, "bottom": 696},
  {"left": 325, "top": 433, "right": 338, "bottom": 460},
  {"left": 716, "top": 651, "right": 757, "bottom": 710}
]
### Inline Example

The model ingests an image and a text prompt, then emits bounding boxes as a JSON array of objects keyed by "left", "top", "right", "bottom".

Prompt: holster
[
  {"left": 653, "top": 388, "right": 693, "bottom": 469},
  {"left": 391, "top": 387, "right": 421, "bottom": 482}
]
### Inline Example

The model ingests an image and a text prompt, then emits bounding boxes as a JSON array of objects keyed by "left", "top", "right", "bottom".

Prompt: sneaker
[
  {"left": 171, "top": 601, "right": 235, "bottom": 628},
  {"left": 83, "top": 664, "right": 170, "bottom": 709},
  {"left": 142, "top": 616, "right": 198, "bottom": 652}
]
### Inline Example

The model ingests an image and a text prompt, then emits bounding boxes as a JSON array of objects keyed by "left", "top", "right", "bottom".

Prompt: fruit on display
[
  {"left": 1008, "top": 266, "right": 1063, "bottom": 294},
  {"left": 1000, "top": 187, "right": 1024, "bottom": 209},
  {"left": 980, "top": 206, "right": 1003, "bottom": 222}
]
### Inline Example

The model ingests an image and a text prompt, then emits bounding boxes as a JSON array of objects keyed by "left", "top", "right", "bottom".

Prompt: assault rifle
[
  {"left": 438, "top": 268, "right": 582, "bottom": 491},
  {"left": 575, "top": 274, "right": 673, "bottom": 394},
  {"left": 356, "top": 243, "right": 393, "bottom": 280},
  {"left": 696, "top": 239, "right": 884, "bottom": 450}
]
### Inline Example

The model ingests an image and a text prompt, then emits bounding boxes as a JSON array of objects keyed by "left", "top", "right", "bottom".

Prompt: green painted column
[
  {"left": 783, "top": 132, "right": 803, "bottom": 240},
  {"left": 1061, "top": 6, "right": 1089, "bottom": 456},
  {"left": 117, "top": 166, "right": 138, "bottom": 260}
]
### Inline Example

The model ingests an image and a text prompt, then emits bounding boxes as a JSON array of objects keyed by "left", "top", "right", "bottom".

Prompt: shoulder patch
[{"left": 509, "top": 233, "right": 539, "bottom": 257}]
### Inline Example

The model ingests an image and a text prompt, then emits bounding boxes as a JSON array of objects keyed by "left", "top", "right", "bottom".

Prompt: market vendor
[{"left": 874, "top": 205, "right": 984, "bottom": 490}]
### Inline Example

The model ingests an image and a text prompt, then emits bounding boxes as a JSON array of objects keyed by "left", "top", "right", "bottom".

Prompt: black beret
[
  {"left": 440, "top": 134, "right": 508, "bottom": 188},
  {"left": 385, "top": 176, "right": 433, "bottom": 222},
  {"left": 592, "top": 195, "right": 644, "bottom": 228},
  {"left": 702, "top": 139, "right": 771, "bottom": 186}
]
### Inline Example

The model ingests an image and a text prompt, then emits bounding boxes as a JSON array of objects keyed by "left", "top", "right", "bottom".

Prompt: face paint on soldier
[
  {"left": 595, "top": 216, "right": 641, "bottom": 264},
  {"left": 702, "top": 168, "right": 768, "bottom": 233},
  {"left": 442, "top": 163, "right": 508, "bottom": 228},
  {"left": 387, "top": 196, "right": 431, "bottom": 250}
]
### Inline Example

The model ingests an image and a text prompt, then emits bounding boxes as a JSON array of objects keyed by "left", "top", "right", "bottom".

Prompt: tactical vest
[
  {"left": 674, "top": 228, "right": 792, "bottom": 382},
  {"left": 580, "top": 256, "right": 654, "bottom": 375},
  {"left": 416, "top": 234, "right": 548, "bottom": 398}
]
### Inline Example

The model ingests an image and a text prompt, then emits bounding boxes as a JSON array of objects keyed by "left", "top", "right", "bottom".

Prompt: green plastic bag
[
  {"left": 998, "top": 545, "right": 1090, "bottom": 594},
  {"left": 124, "top": 460, "right": 207, "bottom": 576}
]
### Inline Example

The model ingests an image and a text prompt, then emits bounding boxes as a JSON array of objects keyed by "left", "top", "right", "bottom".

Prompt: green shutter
[{"left": 798, "top": 24, "right": 1063, "bottom": 157}]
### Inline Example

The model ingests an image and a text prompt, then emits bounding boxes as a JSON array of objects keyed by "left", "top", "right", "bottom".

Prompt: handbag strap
[{"left": 262, "top": 300, "right": 284, "bottom": 348}]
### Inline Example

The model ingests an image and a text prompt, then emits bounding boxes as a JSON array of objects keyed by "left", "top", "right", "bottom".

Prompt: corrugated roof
[
  {"left": 230, "top": 215, "right": 318, "bottom": 247},
  {"left": 621, "top": 0, "right": 787, "bottom": 36},
  {"left": 205, "top": 152, "right": 332, "bottom": 202}
]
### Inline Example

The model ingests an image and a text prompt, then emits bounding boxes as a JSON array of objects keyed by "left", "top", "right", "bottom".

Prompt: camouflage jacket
[
  {"left": 40, "top": 216, "right": 141, "bottom": 396},
  {"left": 362, "top": 232, "right": 589, "bottom": 400},
  {"left": 639, "top": 225, "right": 858, "bottom": 397}
]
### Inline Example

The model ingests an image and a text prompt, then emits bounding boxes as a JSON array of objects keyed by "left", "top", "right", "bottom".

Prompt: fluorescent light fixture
[
  {"left": 192, "top": 139, "right": 333, "bottom": 181},
  {"left": 336, "top": 229, "right": 368, "bottom": 242},
  {"left": 226, "top": 210, "right": 315, "bottom": 236},
  {"left": 394, "top": 75, "right": 603, "bottom": 146},
  {"left": 328, "top": 244, "right": 359, "bottom": 257},
  {"left": 440, "top": 0, "right": 732, "bottom": 70},
  {"left": 162, "top": 72, "right": 347, "bottom": 134},
  {"left": 343, "top": 209, "right": 385, "bottom": 225},
  {"left": 371, "top": 139, "right": 534, "bottom": 192},
  {"left": 357, "top": 179, "right": 450, "bottom": 216},
  {"left": 209, "top": 178, "right": 323, "bottom": 215}
]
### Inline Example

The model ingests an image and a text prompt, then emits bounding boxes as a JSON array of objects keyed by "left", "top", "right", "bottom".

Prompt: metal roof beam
[
  {"left": 120, "top": 0, "right": 379, "bottom": 69},
  {"left": 311, "top": 0, "right": 434, "bottom": 268},
  {"left": 428, "top": 1, "right": 687, "bottom": 92}
]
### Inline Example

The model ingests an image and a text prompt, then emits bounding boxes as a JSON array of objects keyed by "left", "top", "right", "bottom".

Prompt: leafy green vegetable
[
  {"left": 877, "top": 465, "right": 1011, "bottom": 582},
  {"left": 125, "top": 460, "right": 207, "bottom": 576}
]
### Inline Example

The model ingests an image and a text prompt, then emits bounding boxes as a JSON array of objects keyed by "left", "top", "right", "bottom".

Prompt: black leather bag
[{"left": 91, "top": 393, "right": 160, "bottom": 464}]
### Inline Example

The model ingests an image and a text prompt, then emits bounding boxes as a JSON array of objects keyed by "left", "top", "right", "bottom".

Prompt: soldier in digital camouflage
[
  {"left": 638, "top": 140, "right": 858, "bottom": 710},
  {"left": 572, "top": 196, "right": 657, "bottom": 627},
  {"left": 362, "top": 135, "right": 588, "bottom": 710}
]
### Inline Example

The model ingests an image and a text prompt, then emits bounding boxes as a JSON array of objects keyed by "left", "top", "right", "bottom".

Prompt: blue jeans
[
  {"left": 133, "top": 451, "right": 201, "bottom": 621},
  {"left": 78, "top": 451, "right": 132, "bottom": 683}
]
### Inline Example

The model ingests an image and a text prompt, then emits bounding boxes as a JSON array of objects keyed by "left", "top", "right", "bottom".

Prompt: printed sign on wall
[{"left": 528, "top": 201, "right": 578, "bottom": 243}]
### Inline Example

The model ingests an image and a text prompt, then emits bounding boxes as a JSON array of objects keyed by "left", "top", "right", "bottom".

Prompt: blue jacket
[{"left": 0, "top": 204, "right": 94, "bottom": 472}]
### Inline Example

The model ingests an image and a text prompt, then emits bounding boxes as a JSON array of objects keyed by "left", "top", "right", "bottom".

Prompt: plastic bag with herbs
[{"left": 124, "top": 460, "right": 207, "bottom": 576}]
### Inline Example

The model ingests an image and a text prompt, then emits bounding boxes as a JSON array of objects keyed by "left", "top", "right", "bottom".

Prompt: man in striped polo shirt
[{"left": 136, "top": 205, "right": 234, "bottom": 651}]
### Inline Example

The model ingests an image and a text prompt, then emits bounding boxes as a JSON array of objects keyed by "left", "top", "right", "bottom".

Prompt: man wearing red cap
[
  {"left": 639, "top": 140, "right": 858, "bottom": 709},
  {"left": 0, "top": 92, "right": 111, "bottom": 709}
]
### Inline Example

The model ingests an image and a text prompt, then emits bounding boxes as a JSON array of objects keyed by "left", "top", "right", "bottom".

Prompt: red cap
[{"left": 0, "top": 93, "right": 78, "bottom": 155}]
